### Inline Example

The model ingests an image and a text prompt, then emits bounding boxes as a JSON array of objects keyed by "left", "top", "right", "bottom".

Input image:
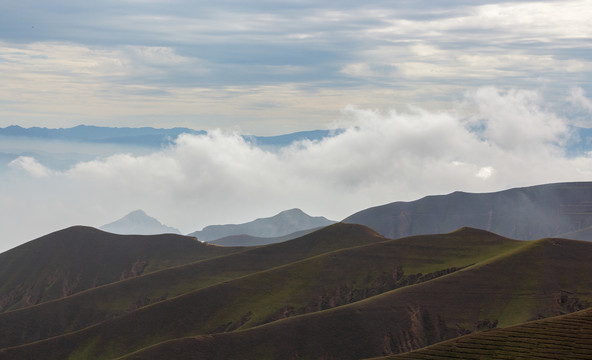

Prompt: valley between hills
[{"left": 2, "top": 182, "right": 592, "bottom": 359}]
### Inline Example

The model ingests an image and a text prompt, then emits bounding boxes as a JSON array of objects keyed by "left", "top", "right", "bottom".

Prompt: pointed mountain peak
[
  {"left": 125, "top": 209, "right": 149, "bottom": 218},
  {"left": 100, "top": 210, "right": 180, "bottom": 235}
]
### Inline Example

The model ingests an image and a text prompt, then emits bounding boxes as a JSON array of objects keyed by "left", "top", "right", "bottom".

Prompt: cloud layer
[
  {"left": 3, "top": 87, "right": 592, "bottom": 251},
  {"left": 1, "top": 1, "right": 591, "bottom": 132}
]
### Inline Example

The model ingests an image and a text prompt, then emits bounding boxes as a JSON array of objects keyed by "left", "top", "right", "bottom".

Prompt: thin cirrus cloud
[{"left": 3, "top": 87, "right": 592, "bottom": 252}]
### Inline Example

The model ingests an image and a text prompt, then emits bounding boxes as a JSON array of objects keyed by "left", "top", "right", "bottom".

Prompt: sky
[{"left": 1, "top": 0, "right": 592, "bottom": 251}]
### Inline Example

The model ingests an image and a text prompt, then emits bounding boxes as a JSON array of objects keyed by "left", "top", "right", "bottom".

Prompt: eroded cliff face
[
  {"left": 120, "top": 259, "right": 148, "bottom": 280},
  {"left": 382, "top": 305, "right": 450, "bottom": 355}
]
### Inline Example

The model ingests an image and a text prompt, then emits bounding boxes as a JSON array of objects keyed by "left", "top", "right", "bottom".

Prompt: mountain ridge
[
  {"left": 343, "top": 181, "right": 592, "bottom": 241},
  {"left": 189, "top": 208, "right": 336, "bottom": 242}
]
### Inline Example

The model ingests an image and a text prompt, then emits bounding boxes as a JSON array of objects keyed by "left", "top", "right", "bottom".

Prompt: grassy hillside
[
  {"left": 0, "top": 223, "right": 386, "bottom": 350},
  {"left": 0, "top": 226, "right": 241, "bottom": 312},
  {"left": 1, "top": 226, "right": 591, "bottom": 360},
  {"left": 373, "top": 307, "right": 592, "bottom": 359},
  {"left": 0, "top": 227, "right": 529, "bottom": 359},
  {"left": 343, "top": 181, "right": 592, "bottom": 240},
  {"left": 113, "top": 236, "right": 592, "bottom": 359}
]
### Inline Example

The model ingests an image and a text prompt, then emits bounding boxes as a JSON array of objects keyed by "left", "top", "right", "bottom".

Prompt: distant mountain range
[
  {"left": 188, "top": 208, "right": 336, "bottom": 242},
  {"left": 344, "top": 181, "right": 592, "bottom": 241},
  {"left": 98, "top": 208, "right": 335, "bottom": 245},
  {"left": 208, "top": 227, "right": 325, "bottom": 247},
  {"left": 0, "top": 125, "right": 334, "bottom": 149},
  {"left": 100, "top": 210, "right": 180, "bottom": 235}
]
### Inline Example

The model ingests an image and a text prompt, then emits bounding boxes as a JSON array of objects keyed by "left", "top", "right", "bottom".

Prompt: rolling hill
[
  {"left": 0, "top": 223, "right": 386, "bottom": 350},
  {"left": 1, "top": 225, "right": 591, "bottom": 359},
  {"left": 343, "top": 181, "right": 592, "bottom": 241},
  {"left": 109, "top": 234, "right": 592, "bottom": 360},
  {"left": 0, "top": 226, "right": 240, "bottom": 312}
]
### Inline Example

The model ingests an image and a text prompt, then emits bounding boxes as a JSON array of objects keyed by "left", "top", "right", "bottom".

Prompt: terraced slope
[{"left": 374, "top": 307, "right": 592, "bottom": 359}]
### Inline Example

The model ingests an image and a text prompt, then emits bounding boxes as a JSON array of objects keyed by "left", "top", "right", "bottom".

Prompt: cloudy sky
[{"left": 1, "top": 0, "right": 592, "bottom": 251}]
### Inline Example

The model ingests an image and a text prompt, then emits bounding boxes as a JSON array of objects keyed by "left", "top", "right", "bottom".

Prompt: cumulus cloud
[
  {"left": 569, "top": 87, "right": 592, "bottom": 114},
  {"left": 3, "top": 87, "right": 592, "bottom": 252},
  {"left": 9, "top": 156, "right": 53, "bottom": 177}
]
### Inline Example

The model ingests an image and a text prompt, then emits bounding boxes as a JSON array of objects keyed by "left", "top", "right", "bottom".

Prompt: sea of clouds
[{"left": 2, "top": 86, "right": 592, "bottom": 252}]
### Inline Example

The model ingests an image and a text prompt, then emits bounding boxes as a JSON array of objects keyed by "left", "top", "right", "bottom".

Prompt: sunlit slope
[
  {"left": 0, "top": 226, "right": 240, "bottom": 312},
  {"left": 114, "top": 236, "right": 592, "bottom": 360},
  {"left": 374, "top": 307, "right": 592, "bottom": 360},
  {"left": 0, "top": 227, "right": 530, "bottom": 360},
  {"left": 344, "top": 182, "right": 592, "bottom": 240},
  {"left": 0, "top": 223, "right": 386, "bottom": 350}
]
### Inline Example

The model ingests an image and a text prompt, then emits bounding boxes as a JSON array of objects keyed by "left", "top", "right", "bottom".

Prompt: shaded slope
[
  {"left": 189, "top": 208, "right": 335, "bottom": 241},
  {"left": 344, "top": 181, "right": 592, "bottom": 240},
  {"left": 208, "top": 227, "right": 322, "bottom": 246},
  {"left": 114, "top": 236, "right": 592, "bottom": 360},
  {"left": 375, "top": 307, "right": 592, "bottom": 360},
  {"left": 0, "top": 223, "right": 386, "bottom": 350},
  {"left": 0, "top": 226, "right": 239, "bottom": 312},
  {"left": 0, "top": 228, "right": 531, "bottom": 360}
]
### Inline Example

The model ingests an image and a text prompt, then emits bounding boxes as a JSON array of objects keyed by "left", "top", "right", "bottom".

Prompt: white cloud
[
  {"left": 8, "top": 156, "right": 53, "bottom": 177},
  {"left": 569, "top": 87, "right": 592, "bottom": 113},
  {"left": 3, "top": 87, "right": 592, "bottom": 252},
  {"left": 464, "top": 87, "right": 569, "bottom": 153},
  {"left": 476, "top": 166, "right": 494, "bottom": 180}
]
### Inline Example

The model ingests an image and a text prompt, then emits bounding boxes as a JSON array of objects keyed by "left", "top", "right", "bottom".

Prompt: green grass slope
[
  {"left": 0, "top": 223, "right": 387, "bottom": 350},
  {"left": 373, "top": 307, "right": 592, "bottom": 360},
  {"left": 0, "top": 227, "right": 529, "bottom": 360},
  {"left": 113, "top": 236, "right": 592, "bottom": 360},
  {"left": 0, "top": 226, "right": 240, "bottom": 312}
]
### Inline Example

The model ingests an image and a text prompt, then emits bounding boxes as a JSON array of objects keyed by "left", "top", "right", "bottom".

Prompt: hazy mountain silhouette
[
  {"left": 207, "top": 227, "right": 324, "bottom": 246},
  {"left": 188, "top": 208, "right": 336, "bottom": 242},
  {"left": 100, "top": 210, "right": 180, "bottom": 235},
  {"left": 0, "top": 125, "right": 333, "bottom": 149},
  {"left": 343, "top": 182, "right": 592, "bottom": 241}
]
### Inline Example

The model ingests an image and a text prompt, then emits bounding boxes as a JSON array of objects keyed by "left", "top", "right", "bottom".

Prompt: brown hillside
[{"left": 0, "top": 226, "right": 240, "bottom": 312}]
